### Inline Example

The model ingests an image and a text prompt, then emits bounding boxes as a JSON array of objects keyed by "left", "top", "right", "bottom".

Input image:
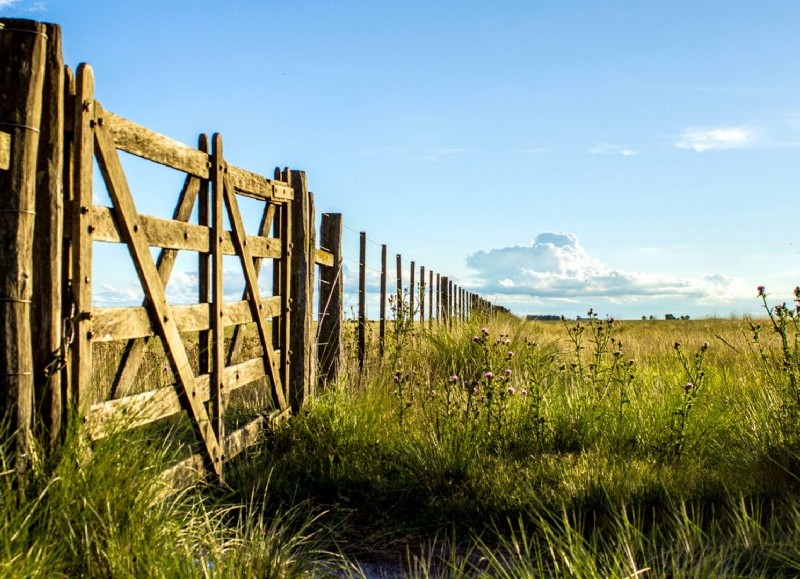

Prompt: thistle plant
[
  {"left": 669, "top": 341, "right": 708, "bottom": 460},
  {"left": 751, "top": 285, "right": 800, "bottom": 439}
]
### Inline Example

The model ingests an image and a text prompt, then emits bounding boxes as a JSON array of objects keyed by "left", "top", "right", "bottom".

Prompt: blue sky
[{"left": 4, "top": 0, "right": 799, "bottom": 319}]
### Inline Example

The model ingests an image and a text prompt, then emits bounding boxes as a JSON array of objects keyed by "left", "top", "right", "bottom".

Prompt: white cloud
[
  {"left": 675, "top": 127, "right": 755, "bottom": 152},
  {"left": 466, "top": 232, "right": 744, "bottom": 303},
  {"left": 589, "top": 143, "right": 638, "bottom": 156},
  {"left": 424, "top": 148, "right": 471, "bottom": 162}
]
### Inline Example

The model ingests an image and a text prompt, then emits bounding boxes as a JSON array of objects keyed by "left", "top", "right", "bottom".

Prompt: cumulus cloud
[
  {"left": 589, "top": 143, "right": 638, "bottom": 156},
  {"left": 675, "top": 127, "right": 756, "bottom": 152},
  {"left": 466, "top": 232, "right": 742, "bottom": 303}
]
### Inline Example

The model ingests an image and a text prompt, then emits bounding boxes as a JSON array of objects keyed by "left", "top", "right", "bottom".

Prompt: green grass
[{"left": 5, "top": 304, "right": 800, "bottom": 576}]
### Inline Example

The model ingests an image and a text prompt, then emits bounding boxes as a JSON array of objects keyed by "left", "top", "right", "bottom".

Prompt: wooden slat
[
  {"left": 228, "top": 164, "right": 294, "bottom": 202},
  {"left": 223, "top": 172, "right": 288, "bottom": 411},
  {"left": 103, "top": 110, "right": 210, "bottom": 178},
  {"left": 71, "top": 64, "right": 94, "bottom": 411},
  {"left": 0, "top": 130, "right": 9, "bottom": 170},
  {"left": 91, "top": 206, "right": 281, "bottom": 258},
  {"left": 156, "top": 408, "right": 291, "bottom": 496},
  {"left": 92, "top": 296, "right": 281, "bottom": 342},
  {"left": 101, "top": 110, "right": 293, "bottom": 202},
  {"left": 93, "top": 108, "right": 223, "bottom": 478},
  {"left": 315, "top": 248, "right": 334, "bottom": 267},
  {"left": 85, "top": 355, "right": 274, "bottom": 439},
  {"left": 210, "top": 134, "right": 225, "bottom": 475}
]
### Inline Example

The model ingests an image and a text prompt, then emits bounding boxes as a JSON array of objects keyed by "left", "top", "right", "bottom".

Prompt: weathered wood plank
[
  {"left": 91, "top": 205, "right": 281, "bottom": 258},
  {"left": 92, "top": 296, "right": 281, "bottom": 342},
  {"left": 210, "top": 134, "right": 225, "bottom": 475},
  {"left": 71, "top": 64, "right": 94, "bottom": 412},
  {"left": 94, "top": 108, "right": 223, "bottom": 479},
  {"left": 102, "top": 110, "right": 293, "bottom": 201},
  {"left": 0, "top": 131, "right": 10, "bottom": 171},
  {"left": 315, "top": 248, "right": 334, "bottom": 267},
  {"left": 85, "top": 355, "right": 274, "bottom": 439}
]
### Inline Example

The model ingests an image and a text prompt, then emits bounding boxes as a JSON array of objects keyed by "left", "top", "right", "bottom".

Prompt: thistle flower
[
  {"left": 481, "top": 327, "right": 489, "bottom": 336},
  {"left": 685, "top": 382, "right": 694, "bottom": 392},
  {"left": 506, "top": 385, "right": 515, "bottom": 395},
  {"left": 485, "top": 371, "right": 494, "bottom": 381},
  {"left": 450, "top": 375, "right": 459, "bottom": 383},
  {"left": 472, "top": 336, "right": 481, "bottom": 343},
  {"left": 757, "top": 285, "right": 766, "bottom": 297},
  {"left": 504, "top": 368, "right": 512, "bottom": 378},
  {"left": 507, "top": 351, "right": 515, "bottom": 360},
  {"left": 521, "top": 389, "right": 528, "bottom": 396}
]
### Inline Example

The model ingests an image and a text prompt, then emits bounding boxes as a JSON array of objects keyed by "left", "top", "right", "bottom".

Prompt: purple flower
[
  {"left": 450, "top": 374, "right": 459, "bottom": 383},
  {"left": 507, "top": 351, "right": 515, "bottom": 360},
  {"left": 506, "top": 386, "right": 515, "bottom": 395},
  {"left": 485, "top": 371, "right": 494, "bottom": 381},
  {"left": 504, "top": 368, "right": 513, "bottom": 378},
  {"left": 520, "top": 389, "right": 528, "bottom": 396},
  {"left": 481, "top": 327, "right": 489, "bottom": 336},
  {"left": 472, "top": 386, "right": 479, "bottom": 394},
  {"left": 472, "top": 336, "right": 481, "bottom": 343},
  {"left": 757, "top": 285, "right": 766, "bottom": 297},
  {"left": 685, "top": 382, "right": 694, "bottom": 392}
]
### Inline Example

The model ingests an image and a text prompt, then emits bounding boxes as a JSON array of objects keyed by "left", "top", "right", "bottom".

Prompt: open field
[{"left": 5, "top": 305, "right": 800, "bottom": 576}]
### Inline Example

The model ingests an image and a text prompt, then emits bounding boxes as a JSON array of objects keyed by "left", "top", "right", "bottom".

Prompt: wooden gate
[{"left": 69, "top": 63, "right": 308, "bottom": 483}]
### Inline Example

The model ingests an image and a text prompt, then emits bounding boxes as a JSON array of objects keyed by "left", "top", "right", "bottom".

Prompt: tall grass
[{"left": 6, "top": 291, "right": 800, "bottom": 576}]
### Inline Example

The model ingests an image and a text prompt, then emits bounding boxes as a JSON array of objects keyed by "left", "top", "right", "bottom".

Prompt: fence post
[
  {"left": 395, "top": 254, "right": 403, "bottom": 320},
  {"left": 0, "top": 18, "right": 48, "bottom": 463},
  {"left": 318, "top": 213, "right": 342, "bottom": 386},
  {"left": 358, "top": 232, "right": 367, "bottom": 371},
  {"left": 31, "top": 23, "right": 65, "bottom": 448},
  {"left": 379, "top": 244, "right": 387, "bottom": 357},
  {"left": 428, "top": 270, "right": 433, "bottom": 330},
  {"left": 409, "top": 260, "right": 415, "bottom": 324},
  {"left": 441, "top": 276, "right": 449, "bottom": 325},
  {"left": 289, "top": 170, "right": 316, "bottom": 412},
  {"left": 419, "top": 266, "right": 425, "bottom": 327}
]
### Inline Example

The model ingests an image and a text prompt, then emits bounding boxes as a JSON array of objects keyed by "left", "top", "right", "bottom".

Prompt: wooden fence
[{"left": 0, "top": 18, "right": 502, "bottom": 486}]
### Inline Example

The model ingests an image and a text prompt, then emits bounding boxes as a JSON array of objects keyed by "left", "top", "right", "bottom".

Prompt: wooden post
[
  {"left": 276, "top": 168, "right": 292, "bottom": 410},
  {"left": 395, "top": 254, "right": 402, "bottom": 321},
  {"left": 428, "top": 270, "right": 433, "bottom": 330},
  {"left": 448, "top": 279, "right": 454, "bottom": 329},
  {"left": 210, "top": 134, "right": 225, "bottom": 470},
  {"left": 318, "top": 213, "right": 342, "bottom": 386},
  {"left": 379, "top": 244, "right": 387, "bottom": 357},
  {"left": 0, "top": 18, "right": 47, "bottom": 461},
  {"left": 198, "top": 136, "right": 211, "bottom": 381},
  {"left": 289, "top": 170, "right": 315, "bottom": 411},
  {"left": 71, "top": 63, "right": 94, "bottom": 414},
  {"left": 419, "top": 266, "right": 425, "bottom": 326},
  {"left": 31, "top": 22, "right": 64, "bottom": 448},
  {"left": 441, "top": 276, "right": 449, "bottom": 325},
  {"left": 409, "top": 260, "right": 415, "bottom": 324},
  {"left": 358, "top": 232, "right": 366, "bottom": 371},
  {"left": 435, "top": 273, "right": 440, "bottom": 325}
]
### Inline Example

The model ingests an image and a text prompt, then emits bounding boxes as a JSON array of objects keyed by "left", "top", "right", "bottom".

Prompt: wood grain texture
[
  {"left": 0, "top": 18, "right": 47, "bottom": 456},
  {"left": 91, "top": 205, "right": 281, "bottom": 257}
]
